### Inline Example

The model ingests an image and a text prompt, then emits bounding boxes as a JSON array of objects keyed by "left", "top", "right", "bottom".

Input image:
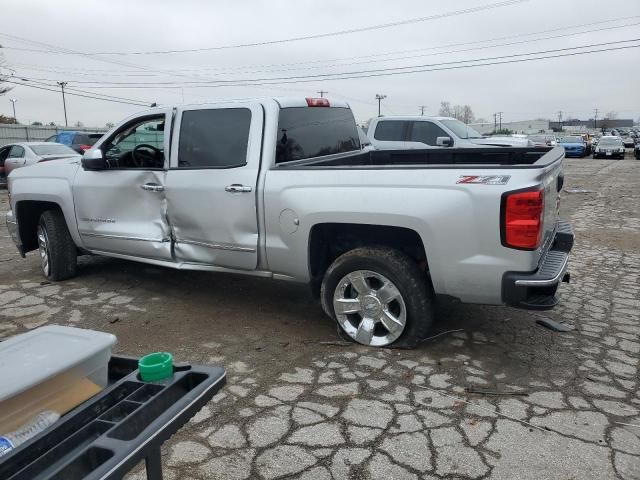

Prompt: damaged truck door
[
  {"left": 164, "top": 104, "right": 262, "bottom": 270},
  {"left": 73, "top": 111, "right": 173, "bottom": 260}
]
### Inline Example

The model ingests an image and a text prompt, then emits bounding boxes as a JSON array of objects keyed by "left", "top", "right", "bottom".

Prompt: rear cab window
[{"left": 276, "top": 107, "right": 360, "bottom": 164}]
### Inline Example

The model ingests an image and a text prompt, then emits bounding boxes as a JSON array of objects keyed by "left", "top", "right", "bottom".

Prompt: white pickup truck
[
  {"left": 5, "top": 97, "right": 573, "bottom": 348},
  {"left": 367, "top": 116, "right": 532, "bottom": 150}
]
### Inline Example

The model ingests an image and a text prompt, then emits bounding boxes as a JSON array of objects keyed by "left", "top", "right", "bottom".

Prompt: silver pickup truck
[{"left": 5, "top": 97, "right": 574, "bottom": 348}]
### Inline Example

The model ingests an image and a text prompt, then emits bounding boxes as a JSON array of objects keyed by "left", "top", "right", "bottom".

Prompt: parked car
[
  {"left": 367, "top": 116, "right": 533, "bottom": 150},
  {"left": 622, "top": 136, "right": 635, "bottom": 148},
  {"left": 635, "top": 142, "right": 640, "bottom": 160},
  {"left": 45, "top": 131, "right": 103, "bottom": 154},
  {"left": 2, "top": 142, "right": 80, "bottom": 177},
  {"left": 582, "top": 134, "right": 593, "bottom": 155},
  {"left": 0, "top": 145, "right": 7, "bottom": 187},
  {"left": 528, "top": 134, "right": 558, "bottom": 147},
  {"left": 6, "top": 97, "right": 573, "bottom": 348},
  {"left": 593, "top": 136, "right": 626, "bottom": 159},
  {"left": 558, "top": 136, "right": 587, "bottom": 157}
]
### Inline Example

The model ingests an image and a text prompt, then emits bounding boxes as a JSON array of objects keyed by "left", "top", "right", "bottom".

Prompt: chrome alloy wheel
[
  {"left": 333, "top": 270, "right": 407, "bottom": 346},
  {"left": 37, "top": 224, "right": 50, "bottom": 277}
]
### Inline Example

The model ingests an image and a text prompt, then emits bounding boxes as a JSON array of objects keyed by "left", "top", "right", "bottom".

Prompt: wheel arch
[
  {"left": 307, "top": 222, "right": 429, "bottom": 297},
  {"left": 15, "top": 200, "right": 69, "bottom": 253}
]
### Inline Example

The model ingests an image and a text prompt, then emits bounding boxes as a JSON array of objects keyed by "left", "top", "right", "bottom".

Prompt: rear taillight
[
  {"left": 79, "top": 144, "right": 92, "bottom": 152},
  {"left": 502, "top": 188, "right": 545, "bottom": 250},
  {"left": 306, "top": 97, "right": 330, "bottom": 107}
]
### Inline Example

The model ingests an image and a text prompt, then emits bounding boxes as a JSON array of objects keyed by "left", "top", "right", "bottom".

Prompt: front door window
[{"left": 102, "top": 117, "right": 165, "bottom": 169}]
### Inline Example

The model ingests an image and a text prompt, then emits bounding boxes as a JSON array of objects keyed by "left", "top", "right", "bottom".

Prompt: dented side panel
[
  {"left": 73, "top": 169, "right": 172, "bottom": 260},
  {"left": 164, "top": 102, "right": 264, "bottom": 270}
]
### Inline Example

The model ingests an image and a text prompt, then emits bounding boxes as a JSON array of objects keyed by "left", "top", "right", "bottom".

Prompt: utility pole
[
  {"left": 593, "top": 108, "right": 598, "bottom": 129},
  {"left": 375, "top": 94, "right": 387, "bottom": 117},
  {"left": 9, "top": 98, "right": 17, "bottom": 123},
  {"left": 57, "top": 81, "right": 68, "bottom": 127},
  {"left": 498, "top": 111, "right": 503, "bottom": 131},
  {"left": 493, "top": 113, "right": 497, "bottom": 132},
  {"left": 317, "top": 90, "right": 328, "bottom": 98},
  {"left": 557, "top": 110, "right": 563, "bottom": 130},
  {"left": 419, "top": 105, "right": 427, "bottom": 116}
]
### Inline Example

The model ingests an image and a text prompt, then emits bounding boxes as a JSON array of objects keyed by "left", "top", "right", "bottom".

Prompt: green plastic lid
[{"left": 138, "top": 352, "right": 173, "bottom": 381}]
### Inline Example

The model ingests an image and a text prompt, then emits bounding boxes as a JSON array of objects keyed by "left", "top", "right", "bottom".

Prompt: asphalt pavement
[{"left": 0, "top": 157, "right": 638, "bottom": 479}]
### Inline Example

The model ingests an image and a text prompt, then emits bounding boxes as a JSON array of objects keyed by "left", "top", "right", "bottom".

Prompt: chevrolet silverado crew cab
[
  {"left": 367, "top": 116, "right": 532, "bottom": 150},
  {"left": 6, "top": 97, "right": 574, "bottom": 348}
]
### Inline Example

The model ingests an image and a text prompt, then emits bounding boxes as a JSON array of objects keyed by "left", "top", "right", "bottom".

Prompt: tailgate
[{"left": 538, "top": 158, "right": 564, "bottom": 260}]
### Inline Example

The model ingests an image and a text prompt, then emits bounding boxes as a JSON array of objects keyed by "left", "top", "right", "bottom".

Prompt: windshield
[
  {"left": 560, "top": 136, "right": 583, "bottom": 143},
  {"left": 599, "top": 138, "right": 622, "bottom": 146},
  {"left": 29, "top": 144, "right": 78, "bottom": 156},
  {"left": 440, "top": 119, "right": 482, "bottom": 139}
]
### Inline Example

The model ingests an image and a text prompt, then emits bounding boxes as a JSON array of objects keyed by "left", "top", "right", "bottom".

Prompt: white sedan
[{"left": 1, "top": 142, "right": 80, "bottom": 177}]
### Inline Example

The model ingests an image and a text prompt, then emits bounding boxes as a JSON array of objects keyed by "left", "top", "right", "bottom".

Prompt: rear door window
[
  {"left": 177, "top": 108, "right": 252, "bottom": 168},
  {"left": 409, "top": 121, "right": 449, "bottom": 146},
  {"left": 8, "top": 146, "right": 25, "bottom": 158},
  {"left": 373, "top": 120, "right": 407, "bottom": 141},
  {"left": 276, "top": 107, "right": 360, "bottom": 163}
]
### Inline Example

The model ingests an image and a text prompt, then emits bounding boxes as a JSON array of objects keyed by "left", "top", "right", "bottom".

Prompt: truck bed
[{"left": 276, "top": 146, "right": 561, "bottom": 169}]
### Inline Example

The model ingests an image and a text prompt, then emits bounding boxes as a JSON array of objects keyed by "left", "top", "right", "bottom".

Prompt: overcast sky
[{"left": 1, "top": 0, "right": 639, "bottom": 127}]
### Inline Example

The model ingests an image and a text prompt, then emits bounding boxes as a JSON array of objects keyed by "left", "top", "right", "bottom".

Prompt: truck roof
[
  {"left": 139, "top": 97, "right": 350, "bottom": 114},
  {"left": 371, "top": 116, "right": 458, "bottom": 122}
]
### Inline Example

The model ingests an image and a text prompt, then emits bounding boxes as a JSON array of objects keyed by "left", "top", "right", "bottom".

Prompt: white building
[{"left": 470, "top": 119, "right": 551, "bottom": 135}]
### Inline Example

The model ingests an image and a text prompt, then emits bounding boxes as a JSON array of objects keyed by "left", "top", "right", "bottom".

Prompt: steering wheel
[{"left": 132, "top": 144, "right": 162, "bottom": 168}]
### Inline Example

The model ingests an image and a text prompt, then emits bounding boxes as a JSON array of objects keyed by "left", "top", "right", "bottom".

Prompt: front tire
[
  {"left": 320, "top": 246, "right": 433, "bottom": 348},
  {"left": 38, "top": 210, "right": 77, "bottom": 281}
]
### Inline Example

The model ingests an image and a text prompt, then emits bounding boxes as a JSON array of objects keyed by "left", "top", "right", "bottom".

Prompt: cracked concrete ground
[{"left": 1, "top": 158, "right": 639, "bottom": 479}]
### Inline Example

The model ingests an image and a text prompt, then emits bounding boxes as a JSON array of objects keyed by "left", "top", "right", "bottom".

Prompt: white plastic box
[{"left": 0, "top": 325, "right": 117, "bottom": 434}]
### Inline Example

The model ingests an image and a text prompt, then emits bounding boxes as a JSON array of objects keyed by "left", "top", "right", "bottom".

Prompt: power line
[
  {"left": 3, "top": 1, "right": 529, "bottom": 56},
  {"left": 143, "top": 43, "right": 639, "bottom": 88},
  {"left": 22, "top": 38, "right": 638, "bottom": 88},
  {"left": 12, "top": 20, "right": 639, "bottom": 85},
  {"left": 11, "top": 77, "right": 157, "bottom": 105},
  {"left": 0, "top": 33, "right": 241, "bottom": 87},
  {"left": 4, "top": 79, "right": 150, "bottom": 107},
  {"left": 7, "top": 15, "right": 637, "bottom": 76}
]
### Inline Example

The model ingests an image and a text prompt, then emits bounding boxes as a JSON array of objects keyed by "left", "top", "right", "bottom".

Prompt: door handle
[
  {"left": 225, "top": 184, "right": 252, "bottom": 193},
  {"left": 140, "top": 183, "right": 164, "bottom": 192}
]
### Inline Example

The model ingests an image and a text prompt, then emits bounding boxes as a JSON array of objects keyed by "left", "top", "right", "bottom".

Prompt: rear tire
[
  {"left": 37, "top": 210, "right": 77, "bottom": 281},
  {"left": 321, "top": 246, "right": 433, "bottom": 348}
]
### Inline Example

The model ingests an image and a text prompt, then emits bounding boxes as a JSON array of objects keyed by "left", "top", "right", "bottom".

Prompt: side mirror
[
  {"left": 436, "top": 136, "right": 453, "bottom": 147},
  {"left": 81, "top": 149, "right": 106, "bottom": 170}
]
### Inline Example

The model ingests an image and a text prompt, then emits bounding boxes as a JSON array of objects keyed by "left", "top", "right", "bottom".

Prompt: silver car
[{"left": 2, "top": 142, "right": 80, "bottom": 177}]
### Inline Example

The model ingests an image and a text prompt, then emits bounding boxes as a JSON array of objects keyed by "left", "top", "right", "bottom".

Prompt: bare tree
[
  {"left": 0, "top": 114, "right": 17, "bottom": 124},
  {"left": 452, "top": 105, "right": 464, "bottom": 122},
  {"left": 439, "top": 101, "right": 476, "bottom": 123},
  {"left": 605, "top": 111, "right": 618, "bottom": 120},
  {"left": 438, "top": 101, "right": 453, "bottom": 117},
  {"left": 462, "top": 105, "right": 475, "bottom": 124}
]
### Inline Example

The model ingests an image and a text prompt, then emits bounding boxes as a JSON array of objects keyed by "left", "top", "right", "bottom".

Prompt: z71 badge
[{"left": 456, "top": 175, "right": 511, "bottom": 185}]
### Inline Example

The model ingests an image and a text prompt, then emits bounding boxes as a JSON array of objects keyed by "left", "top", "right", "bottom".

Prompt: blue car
[
  {"left": 45, "top": 131, "right": 103, "bottom": 154},
  {"left": 558, "top": 136, "right": 587, "bottom": 157}
]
